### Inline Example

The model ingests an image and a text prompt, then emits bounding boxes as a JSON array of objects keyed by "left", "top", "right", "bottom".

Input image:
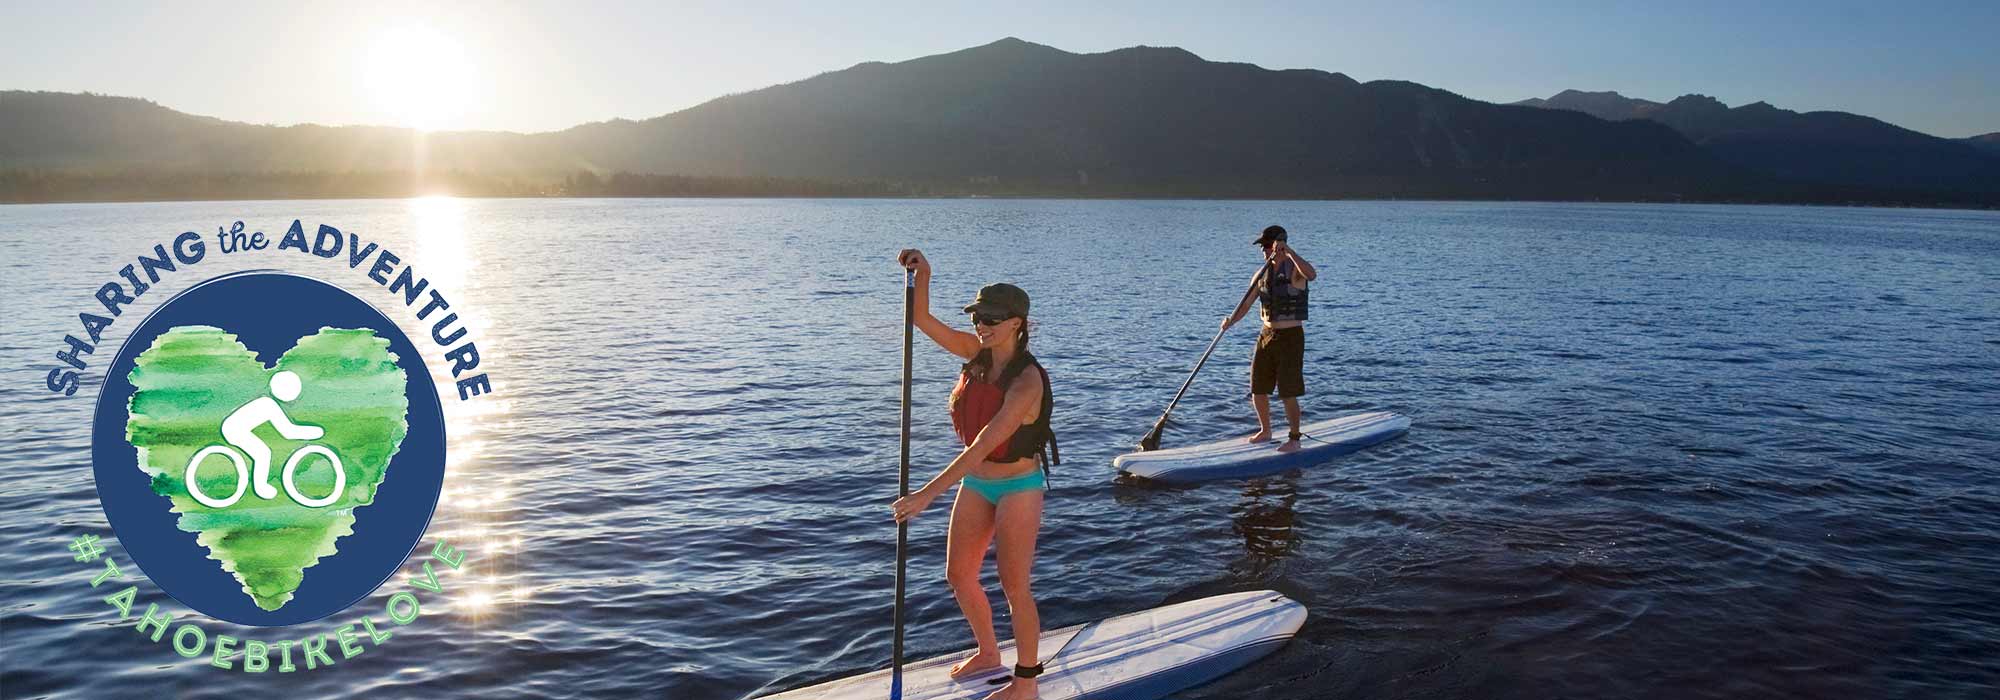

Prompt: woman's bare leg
[
  {"left": 986, "top": 489, "right": 1044, "bottom": 699},
  {"left": 946, "top": 487, "right": 1001, "bottom": 677}
]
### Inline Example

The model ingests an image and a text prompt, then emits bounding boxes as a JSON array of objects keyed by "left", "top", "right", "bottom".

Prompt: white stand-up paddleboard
[
  {"left": 761, "top": 591, "right": 1305, "bottom": 700},
  {"left": 1114, "top": 411, "right": 1409, "bottom": 484}
]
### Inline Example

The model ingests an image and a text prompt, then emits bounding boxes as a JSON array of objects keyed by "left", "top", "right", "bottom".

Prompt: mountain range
[
  {"left": 1966, "top": 132, "right": 2000, "bottom": 156},
  {"left": 3, "top": 38, "right": 1996, "bottom": 205},
  {"left": 1511, "top": 89, "right": 2000, "bottom": 195}
]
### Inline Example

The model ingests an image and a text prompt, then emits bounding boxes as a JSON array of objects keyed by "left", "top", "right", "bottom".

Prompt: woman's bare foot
[
  {"left": 949, "top": 649, "right": 1003, "bottom": 678},
  {"left": 982, "top": 677, "right": 1038, "bottom": 700},
  {"left": 1275, "top": 437, "right": 1302, "bottom": 453},
  {"left": 1247, "top": 428, "right": 1272, "bottom": 444}
]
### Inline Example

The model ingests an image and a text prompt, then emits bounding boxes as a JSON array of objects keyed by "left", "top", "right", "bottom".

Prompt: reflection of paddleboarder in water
[
  {"left": 223, "top": 370, "right": 324, "bottom": 499},
  {"left": 1232, "top": 478, "right": 1302, "bottom": 567}
]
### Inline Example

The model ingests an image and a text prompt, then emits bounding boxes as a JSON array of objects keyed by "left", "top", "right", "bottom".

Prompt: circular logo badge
[{"left": 92, "top": 271, "right": 446, "bottom": 626}]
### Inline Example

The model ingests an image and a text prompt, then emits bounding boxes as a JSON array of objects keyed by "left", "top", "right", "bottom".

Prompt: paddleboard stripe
[
  {"left": 1074, "top": 635, "right": 1296, "bottom": 700},
  {"left": 1040, "top": 600, "right": 1299, "bottom": 675},
  {"left": 1114, "top": 411, "right": 1409, "bottom": 483},
  {"left": 1125, "top": 411, "right": 1400, "bottom": 460},
  {"left": 759, "top": 592, "right": 1303, "bottom": 699},
  {"left": 1122, "top": 414, "right": 1397, "bottom": 466}
]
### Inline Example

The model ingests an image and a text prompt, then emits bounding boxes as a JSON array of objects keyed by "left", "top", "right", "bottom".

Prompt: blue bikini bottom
[{"left": 961, "top": 469, "right": 1046, "bottom": 504}]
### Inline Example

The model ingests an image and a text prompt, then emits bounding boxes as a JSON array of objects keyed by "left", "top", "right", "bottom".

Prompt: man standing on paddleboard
[{"left": 1222, "top": 225, "right": 1317, "bottom": 453}]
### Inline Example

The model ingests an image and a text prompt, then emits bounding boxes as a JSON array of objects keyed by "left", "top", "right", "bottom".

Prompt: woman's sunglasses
[{"left": 971, "top": 311, "right": 1014, "bottom": 326}]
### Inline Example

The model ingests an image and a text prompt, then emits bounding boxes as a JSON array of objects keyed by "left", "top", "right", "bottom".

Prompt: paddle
[
  {"left": 1137, "top": 265, "right": 1268, "bottom": 452},
  {"left": 891, "top": 268, "right": 914, "bottom": 700}
]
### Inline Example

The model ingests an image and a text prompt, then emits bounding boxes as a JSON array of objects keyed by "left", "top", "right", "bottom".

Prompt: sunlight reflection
[
  {"left": 451, "top": 584, "right": 540, "bottom": 621},
  {"left": 395, "top": 197, "right": 523, "bottom": 623},
  {"left": 408, "top": 196, "right": 475, "bottom": 292}
]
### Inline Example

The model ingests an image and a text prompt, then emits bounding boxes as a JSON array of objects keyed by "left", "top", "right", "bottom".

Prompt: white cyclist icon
[{"left": 183, "top": 370, "right": 347, "bottom": 508}]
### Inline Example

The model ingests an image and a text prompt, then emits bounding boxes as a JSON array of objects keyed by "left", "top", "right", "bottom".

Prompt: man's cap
[
  {"left": 963, "top": 283, "right": 1030, "bottom": 318},
  {"left": 1254, "top": 225, "right": 1288, "bottom": 245}
]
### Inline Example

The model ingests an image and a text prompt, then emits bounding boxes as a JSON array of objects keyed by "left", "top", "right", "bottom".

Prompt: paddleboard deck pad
[
  {"left": 760, "top": 590, "right": 1305, "bottom": 700},
  {"left": 1114, "top": 411, "right": 1409, "bottom": 484}
]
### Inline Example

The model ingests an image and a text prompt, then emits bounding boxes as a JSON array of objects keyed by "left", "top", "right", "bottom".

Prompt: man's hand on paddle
[{"left": 1266, "top": 240, "right": 1316, "bottom": 282}]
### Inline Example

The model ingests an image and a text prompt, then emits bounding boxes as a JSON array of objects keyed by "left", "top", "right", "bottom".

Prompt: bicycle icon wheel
[
  {"left": 184, "top": 444, "right": 347, "bottom": 508},
  {"left": 185, "top": 446, "right": 250, "bottom": 508},
  {"left": 282, "top": 445, "right": 345, "bottom": 507}
]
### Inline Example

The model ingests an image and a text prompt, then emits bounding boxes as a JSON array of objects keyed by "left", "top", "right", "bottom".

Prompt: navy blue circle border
[{"left": 89, "top": 270, "right": 448, "bottom": 627}]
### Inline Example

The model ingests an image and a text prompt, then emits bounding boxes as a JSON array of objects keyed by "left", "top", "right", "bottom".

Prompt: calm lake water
[{"left": 2, "top": 198, "right": 1998, "bottom": 699}]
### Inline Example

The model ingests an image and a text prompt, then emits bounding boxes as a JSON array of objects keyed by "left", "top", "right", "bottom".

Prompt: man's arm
[
  {"left": 1222, "top": 267, "right": 1266, "bottom": 330},
  {"left": 1282, "top": 244, "right": 1317, "bottom": 283}
]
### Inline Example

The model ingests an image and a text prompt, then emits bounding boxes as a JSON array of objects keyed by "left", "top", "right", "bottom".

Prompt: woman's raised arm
[{"left": 900, "top": 249, "right": 981, "bottom": 359}]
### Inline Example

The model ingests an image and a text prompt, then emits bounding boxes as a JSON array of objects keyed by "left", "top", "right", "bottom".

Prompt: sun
[{"left": 364, "top": 25, "right": 475, "bottom": 131}]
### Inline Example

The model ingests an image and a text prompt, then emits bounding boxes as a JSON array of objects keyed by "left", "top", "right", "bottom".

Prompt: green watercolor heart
[{"left": 126, "top": 326, "right": 408, "bottom": 611}]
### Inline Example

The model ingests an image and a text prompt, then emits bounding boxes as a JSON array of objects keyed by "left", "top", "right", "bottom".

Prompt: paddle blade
[{"left": 1138, "top": 426, "right": 1162, "bottom": 452}]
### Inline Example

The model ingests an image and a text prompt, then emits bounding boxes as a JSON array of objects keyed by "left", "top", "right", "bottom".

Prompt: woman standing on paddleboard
[{"left": 891, "top": 248, "right": 1058, "bottom": 700}]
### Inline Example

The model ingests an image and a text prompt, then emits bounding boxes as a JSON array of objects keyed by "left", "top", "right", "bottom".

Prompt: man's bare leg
[
  {"left": 1276, "top": 397, "right": 1303, "bottom": 453},
  {"left": 1248, "top": 394, "right": 1273, "bottom": 443}
]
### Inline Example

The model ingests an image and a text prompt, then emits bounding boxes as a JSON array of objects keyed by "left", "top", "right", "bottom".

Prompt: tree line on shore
[{"left": 6, "top": 168, "right": 1993, "bottom": 209}]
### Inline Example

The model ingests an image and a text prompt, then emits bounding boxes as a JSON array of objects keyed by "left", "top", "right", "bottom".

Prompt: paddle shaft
[
  {"left": 891, "top": 269, "right": 913, "bottom": 698},
  {"left": 1139, "top": 265, "right": 1269, "bottom": 451}
]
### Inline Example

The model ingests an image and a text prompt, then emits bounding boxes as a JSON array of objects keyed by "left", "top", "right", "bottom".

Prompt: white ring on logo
[
  {"left": 185, "top": 445, "right": 249, "bottom": 508},
  {"left": 283, "top": 444, "right": 346, "bottom": 508}
]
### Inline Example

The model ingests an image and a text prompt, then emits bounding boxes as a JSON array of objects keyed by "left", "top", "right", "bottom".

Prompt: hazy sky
[{"left": 4, "top": 0, "right": 1996, "bottom": 137}]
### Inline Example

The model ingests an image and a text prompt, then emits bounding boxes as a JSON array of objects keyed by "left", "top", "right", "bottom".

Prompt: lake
[{"left": 2, "top": 198, "right": 1997, "bottom": 698}]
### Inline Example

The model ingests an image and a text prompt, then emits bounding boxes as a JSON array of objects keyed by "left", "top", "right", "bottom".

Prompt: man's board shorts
[{"left": 1251, "top": 326, "right": 1306, "bottom": 397}]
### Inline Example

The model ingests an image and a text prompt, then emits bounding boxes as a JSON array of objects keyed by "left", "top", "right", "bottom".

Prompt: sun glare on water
[{"left": 364, "top": 25, "right": 476, "bottom": 131}]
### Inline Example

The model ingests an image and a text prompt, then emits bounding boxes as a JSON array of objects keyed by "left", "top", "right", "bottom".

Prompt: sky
[{"left": 4, "top": 0, "right": 1996, "bottom": 137}]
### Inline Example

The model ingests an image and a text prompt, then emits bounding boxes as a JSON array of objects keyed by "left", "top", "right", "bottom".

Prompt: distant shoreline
[
  {"left": 7, "top": 167, "right": 1993, "bottom": 210},
  {"left": 6, "top": 192, "right": 1995, "bottom": 212}
]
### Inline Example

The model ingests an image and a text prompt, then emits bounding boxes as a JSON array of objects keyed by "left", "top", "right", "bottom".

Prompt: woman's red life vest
[{"left": 948, "top": 349, "right": 1058, "bottom": 468}]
